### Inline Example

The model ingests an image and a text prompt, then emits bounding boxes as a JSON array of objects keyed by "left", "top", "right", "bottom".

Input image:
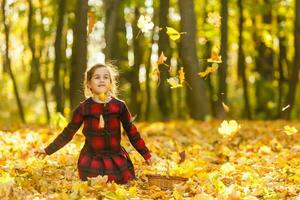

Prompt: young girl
[{"left": 35, "top": 63, "right": 152, "bottom": 184}]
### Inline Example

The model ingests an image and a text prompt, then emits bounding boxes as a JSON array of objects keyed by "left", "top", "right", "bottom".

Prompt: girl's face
[{"left": 88, "top": 67, "right": 111, "bottom": 94}]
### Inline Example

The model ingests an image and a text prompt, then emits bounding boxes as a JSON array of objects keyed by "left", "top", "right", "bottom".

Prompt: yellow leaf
[
  {"left": 167, "top": 77, "right": 183, "bottom": 89},
  {"left": 218, "top": 120, "right": 241, "bottom": 137},
  {"left": 128, "top": 186, "right": 138, "bottom": 197},
  {"left": 198, "top": 63, "right": 219, "bottom": 78},
  {"left": 283, "top": 125, "right": 298, "bottom": 136},
  {"left": 98, "top": 92, "right": 106, "bottom": 101},
  {"left": 166, "top": 27, "right": 186, "bottom": 41},
  {"left": 115, "top": 187, "right": 127, "bottom": 199},
  {"left": 172, "top": 189, "right": 183, "bottom": 200}
]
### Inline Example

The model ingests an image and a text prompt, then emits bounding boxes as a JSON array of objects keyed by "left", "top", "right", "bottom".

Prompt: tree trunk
[
  {"left": 277, "top": 15, "right": 288, "bottom": 118},
  {"left": 145, "top": 38, "right": 154, "bottom": 121},
  {"left": 238, "top": 0, "right": 252, "bottom": 119},
  {"left": 178, "top": 0, "right": 210, "bottom": 119},
  {"left": 157, "top": 0, "right": 171, "bottom": 120},
  {"left": 2, "top": 0, "right": 26, "bottom": 123},
  {"left": 130, "top": 8, "right": 144, "bottom": 118},
  {"left": 70, "top": 0, "right": 88, "bottom": 110},
  {"left": 283, "top": 0, "right": 300, "bottom": 119},
  {"left": 216, "top": 0, "right": 228, "bottom": 118},
  {"left": 254, "top": 0, "right": 275, "bottom": 119},
  {"left": 103, "top": 0, "right": 121, "bottom": 60},
  {"left": 54, "top": 0, "right": 66, "bottom": 114},
  {"left": 28, "top": 0, "right": 50, "bottom": 123},
  {"left": 204, "top": 41, "right": 216, "bottom": 117}
]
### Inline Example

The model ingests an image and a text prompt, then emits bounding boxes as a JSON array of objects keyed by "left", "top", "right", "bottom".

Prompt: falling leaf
[
  {"left": 207, "top": 51, "right": 222, "bottom": 63},
  {"left": 283, "top": 125, "right": 298, "bottom": 136},
  {"left": 218, "top": 120, "right": 241, "bottom": 138},
  {"left": 282, "top": 105, "right": 290, "bottom": 111},
  {"left": 157, "top": 52, "right": 168, "bottom": 66},
  {"left": 88, "top": 12, "right": 96, "bottom": 33},
  {"left": 222, "top": 102, "right": 230, "bottom": 112},
  {"left": 166, "top": 27, "right": 186, "bottom": 41},
  {"left": 207, "top": 12, "right": 222, "bottom": 27},
  {"left": 198, "top": 63, "right": 219, "bottom": 78},
  {"left": 167, "top": 77, "right": 183, "bottom": 89},
  {"left": 98, "top": 93, "right": 106, "bottom": 101},
  {"left": 137, "top": 15, "right": 154, "bottom": 33}
]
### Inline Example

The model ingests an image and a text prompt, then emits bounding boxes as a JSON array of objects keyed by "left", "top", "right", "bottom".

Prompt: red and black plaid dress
[{"left": 44, "top": 97, "right": 151, "bottom": 184}]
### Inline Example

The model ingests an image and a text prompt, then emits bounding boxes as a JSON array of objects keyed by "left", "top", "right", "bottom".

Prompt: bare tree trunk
[
  {"left": 157, "top": 0, "right": 171, "bottom": 120},
  {"left": 28, "top": 0, "right": 50, "bottom": 123},
  {"left": 217, "top": 0, "right": 228, "bottom": 118},
  {"left": 238, "top": 0, "right": 252, "bottom": 119},
  {"left": 204, "top": 41, "right": 216, "bottom": 117},
  {"left": 54, "top": 0, "right": 66, "bottom": 114},
  {"left": 103, "top": 0, "right": 121, "bottom": 60},
  {"left": 70, "top": 0, "right": 88, "bottom": 110},
  {"left": 145, "top": 38, "right": 154, "bottom": 121},
  {"left": 254, "top": 0, "right": 275, "bottom": 119},
  {"left": 277, "top": 15, "right": 288, "bottom": 118},
  {"left": 178, "top": 0, "right": 210, "bottom": 119},
  {"left": 283, "top": 0, "right": 300, "bottom": 119},
  {"left": 2, "top": 0, "right": 26, "bottom": 123},
  {"left": 129, "top": 8, "right": 144, "bottom": 118}
]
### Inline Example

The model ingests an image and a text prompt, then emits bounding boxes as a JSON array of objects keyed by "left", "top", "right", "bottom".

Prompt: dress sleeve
[
  {"left": 44, "top": 104, "right": 84, "bottom": 155},
  {"left": 120, "top": 101, "right": 151, "bottom": 160}
]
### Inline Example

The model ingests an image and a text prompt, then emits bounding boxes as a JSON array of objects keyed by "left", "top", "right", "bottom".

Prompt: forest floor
[{"left": 1, "top": 120, "right": 300, "bottom": 199}]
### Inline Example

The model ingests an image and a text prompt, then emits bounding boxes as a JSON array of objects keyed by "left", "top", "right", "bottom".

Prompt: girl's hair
[{"left": 84, "top": 63, "right": 119, "bottom": 98}]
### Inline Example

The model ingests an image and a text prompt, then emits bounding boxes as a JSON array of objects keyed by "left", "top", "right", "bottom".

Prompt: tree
[
  {"left": 70, "top": 0, "right": 88, "bottom": 110},
  {"left": 103, "top": 0, "right": 121, "bottom": 60},
  {"left": 157, "top": 0, "right": 172, "bottom": 120},
  {"left": 283, "top": 0, "right": 300, "bottom": 119},
  {"left": 238, "top": 0, "right": 252, "bottom": 119},
  {"left": 54, "top": 0, "right": 67, "bottom": 114},
  {"left": 179, "top": 0, "right": 210, "bottom": 119},
  {"left": 216, "top": 0, "right": 229, "bottom": 118},
  {"left": 2, "top": 0, "right": 26, "bottom": 123},
  {"left": 27, "top": 0, "right": 50, "bottom": 122},
  {"left": 254, "top": 0, "right": 275, "bottom": 119}
]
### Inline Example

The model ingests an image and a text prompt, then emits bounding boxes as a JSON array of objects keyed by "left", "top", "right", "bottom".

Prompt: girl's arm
[
  {"left": 44, "top": 104, "right": 84, "bottom": 155},
  {"left": 120, "top": 102, "right": 151, "bottom": 160}
]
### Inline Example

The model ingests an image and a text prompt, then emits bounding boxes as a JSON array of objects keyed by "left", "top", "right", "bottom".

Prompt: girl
[{"left": 35, "top": 63, "right": 152, "bottom": 184}]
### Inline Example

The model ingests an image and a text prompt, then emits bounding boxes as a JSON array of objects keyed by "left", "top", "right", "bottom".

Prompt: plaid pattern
[{"left": 45, "top": 97, "right": 151, "bottom": 184}]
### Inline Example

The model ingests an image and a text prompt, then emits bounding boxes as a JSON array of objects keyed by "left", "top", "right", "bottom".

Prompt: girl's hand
[
  {"left": 34, "top": 149, "right": 47, "bottom": 159},
  {"left": 145, "top": 157, "right": 153, "bottom": 166}
]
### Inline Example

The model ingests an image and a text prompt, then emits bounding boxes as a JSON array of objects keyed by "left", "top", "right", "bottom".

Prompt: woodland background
[{"left": 1, "top": 0, "right": 299, "bottom": 124}]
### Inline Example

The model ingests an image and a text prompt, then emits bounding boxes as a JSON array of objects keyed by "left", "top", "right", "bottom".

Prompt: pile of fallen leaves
[{"left": 1, "top": 120, "right": 300, "bottom": 199}]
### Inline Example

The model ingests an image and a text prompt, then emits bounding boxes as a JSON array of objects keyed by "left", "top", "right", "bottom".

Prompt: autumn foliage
[{"left": 1, "top": 120, "right": 300, "bottom": 199}]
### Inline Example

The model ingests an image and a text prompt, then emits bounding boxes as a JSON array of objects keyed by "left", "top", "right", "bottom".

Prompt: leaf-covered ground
[{"left": 1, "top": 120, "right": 300, "bottom": 199}]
